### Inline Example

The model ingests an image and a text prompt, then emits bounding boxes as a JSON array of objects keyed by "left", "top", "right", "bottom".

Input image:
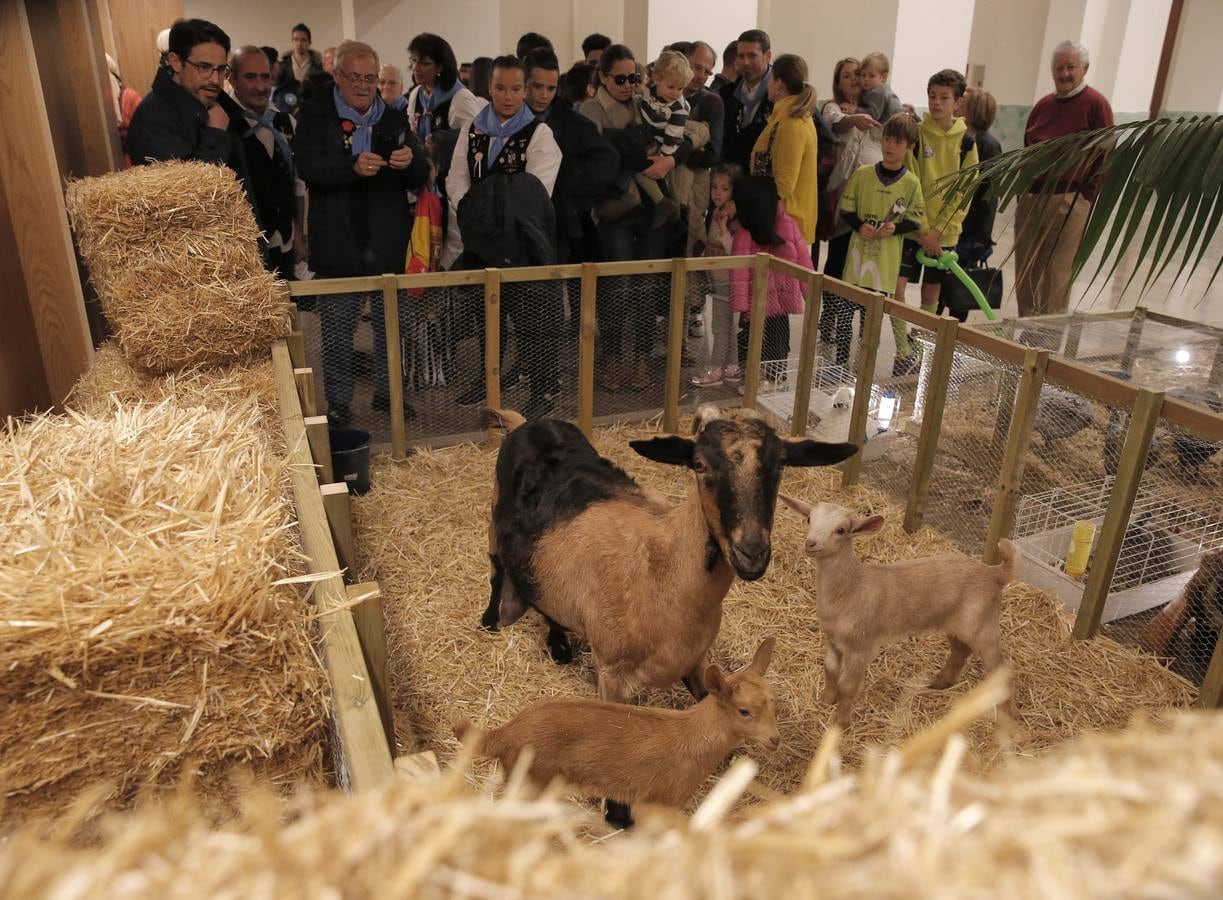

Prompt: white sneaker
[{"left": 690, "top": 367, "right": 724, "bottom": 387}]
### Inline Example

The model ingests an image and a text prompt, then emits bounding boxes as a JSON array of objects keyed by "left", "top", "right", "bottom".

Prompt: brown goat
[
  {"left": 781, "top": 496, "right": 1017, "bottom": 727},
  {"left": 455, "top": 638, "right": 778, "bottom": 828},
  {"left": 480, "top": 406, "right": 856, "bottom": 704}
]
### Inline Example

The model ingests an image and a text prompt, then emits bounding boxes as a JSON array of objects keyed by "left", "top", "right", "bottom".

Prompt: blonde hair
[
  {"left": 772, "top": 54, "right": 817, "bottom": 119},
  {"left": 963, "top": 87, "right": 997, "bottom": 133},
  {"left": 652, "top": 50, "right": 693, "bottom": 88},
  {"left": 334, "top": 39, "right": 379, "bottom": 73},
  {"left": 860, "top": 51, "right": 890, "bottom": 77}
]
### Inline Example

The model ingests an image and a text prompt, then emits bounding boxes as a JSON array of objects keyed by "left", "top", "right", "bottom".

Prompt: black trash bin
[{"left": 329, "top": 428, "right": 372, "bottom": 495}]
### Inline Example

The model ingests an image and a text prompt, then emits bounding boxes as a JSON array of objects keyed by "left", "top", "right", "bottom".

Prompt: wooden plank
[
  {"left": 904, "top": 316, "right": 959, "bottom": 532},
  {"left": 289, "top": 275, "right": 382, "bottom": 297},
  {"left": 742, "top": 253, "right": 770, "bottom": 409},
  {"left": 983, "top": 349, "right": 1050, "bottom": 564},
  {"left": 662, "top": 257, "right": 687, "bottom": 433},
  {"left": 1145, "top": 308, "right": 1223, "bottom": 339},
  {"left": 591, "top": 258, "right": 676, "bottom": 277},
  {"left": 272, "top": 341, "right": 394, "bottom": 790},
  {"left": 293, "top": 367, "right": 317, "bottom": 418},
  {"left": 100, "top": 0, "right": 182, "bottom": 98},
  {"left": 578, "top": 263, "right": 597, "bottom": 437},
  {"left": 381, "top": 275, "right": 407, "bottom": 461},
  {"left": 1063, "top": 313, "right": 1085, "bottom": 359},
  {"left": 1150, "top": 0, "right": 1186, "bottom": 118},
  {"left": 287, "top": 330, "right": 306, "bottom": 369},
  {"left": 957, "top": 325, "right": 1029, "bottom": 367},
  {"left": 0, "top": 0, "right": 94, "bottom": 404},
  {"left": 0, "top": 162, "right": 51, "bottom": 416},
  {"left": 321, "top": 482, "right": 357, "bottom": 580},
  {"left": 1201, "top": 629, "right": 1223, "bottom": 709},
  {"left": 500, "top": 262, "right": 584, "bottom": 283},
  {"left": 819, "top": 275, "right": 879, "bottom": 307},
  {"left": 791, "top": 271, "right": 822, "bottom": 437},
  {"left": 1072, "top": 389, "right": 1165, "bottom": 639},
  {"left": 841, "top": 295, "right": 885, "bottom": 487},
  {"left": 769, "top": 255, "right": 816, "bottom": 279},
  {"left": 397, "top": 269, "right": 486, "bottom": 290},
  {"left": 1045, "top": 358, "right": 1142, "bottom": 407},
  {"left": 686, "top": 254, "right": 758, "bottom": 273},
  {"left": 483, "top": 269, "right": 502, "bottom": 446},
  {"left": 346, "top": 581, "right": 396, "bottom": 751},
  {"left": 883, "top": 297, "right": 946, "bottom": 330},
  {"left": 304, "top": 415, "right": 334, "bottom": 484},
  {"left": 1121, "top": 306, "right": 1147, "bottom": 374}
]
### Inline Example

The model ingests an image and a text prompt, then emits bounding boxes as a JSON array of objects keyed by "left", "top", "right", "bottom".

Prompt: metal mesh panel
[
  {"left": 682, "top": 264, "right": 748, "bottom": 409},
  {"left": 495, "top": 277, "right": 580, "bottom": 423},
  {"left": 591, "top": 269, "right": 673, "bottom": 421}
]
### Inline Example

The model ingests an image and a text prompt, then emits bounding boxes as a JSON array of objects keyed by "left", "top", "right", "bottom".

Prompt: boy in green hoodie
[{"left": 892, "top": 68, "right": 978, "bottom": 373}]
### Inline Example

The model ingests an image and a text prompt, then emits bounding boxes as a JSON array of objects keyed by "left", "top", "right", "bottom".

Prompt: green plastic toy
[{"left": 915, "top": 249, "right": 998, "bottom": 321}]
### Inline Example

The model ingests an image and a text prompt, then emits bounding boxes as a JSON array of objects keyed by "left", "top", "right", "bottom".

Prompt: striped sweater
[{"left": 639, "top": 87, "right": 690, "bottom": 157}]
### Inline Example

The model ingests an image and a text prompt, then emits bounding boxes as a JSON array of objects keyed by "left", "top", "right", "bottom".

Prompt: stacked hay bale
[
  {"left": 1, "top": 695, "right": 1219, "bottom": 898},
  {"left": 0, "top": 401, "right": 327, "bottom": 821}
]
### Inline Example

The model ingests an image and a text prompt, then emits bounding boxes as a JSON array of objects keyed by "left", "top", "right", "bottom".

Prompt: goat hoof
[
  {"left": 604, "top": 800, "right": 634, "bottom": 829},
  {"left": 479, "top": 609, "right": 500, "bottom": 631},
  {"left": 546, "top": 634, "right": 574, "bottom": 664},
  {"left": 927, "top": 678, "right": 953, "bottom": 690}
]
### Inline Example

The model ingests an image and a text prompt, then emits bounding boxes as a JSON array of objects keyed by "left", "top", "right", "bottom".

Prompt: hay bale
[
  {"left": 69, "top": 341, "right": 279, "bottom": 421},
  {"left": 0, "top": 401, "right": 327, "bottom": 822},
  {"left": 2, "top": 703, "right": 1220, "bottom": 897},
  {"left": 64, "top": 161, "right": 288, "bottom": 374},
  {"left": 353, "top": 417, "right": 1194, "bottom": 801}
]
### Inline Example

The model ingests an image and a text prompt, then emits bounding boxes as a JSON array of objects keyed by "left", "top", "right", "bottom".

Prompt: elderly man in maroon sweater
[{"left": 1014, "top": 40, "right": 1114, "bottom": 316}]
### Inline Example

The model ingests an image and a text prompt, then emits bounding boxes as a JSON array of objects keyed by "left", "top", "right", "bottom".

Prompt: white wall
[
  {"left": 645, "top": 1, "right": 755, "bottom": 66},
  {"left": 184, "top": 0, "right": 344, "bottom": 55},
  {"left": 1109, "top": 0, "right": 1172, "bottom": 113},
  {"left": 574, "top": 0, "right": 625, "bottom": 56},
  {"left": 967, "top": 0, "right": 1049, "bottom": 106},
  {"left": 1164, "top": 0, "right": 1223, "bottom": 113},
  {"left": 353, "top": 0, "right": 501, "bottom": 74},
  {"left": 892, "top": 0, "right": 974, "bottom": 107}
]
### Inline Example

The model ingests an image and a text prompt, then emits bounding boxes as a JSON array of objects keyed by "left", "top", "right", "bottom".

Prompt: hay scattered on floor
[
  {"left": 68, "top": 342, "right": 280, "bottom": 423},
  {"left": 0, "top": 401, "right": 327, "bottom": 823},
  {"left": 2, "top": 702, "right": 1220, "bottom": 898},
  {"left": 354, "top": 416, "right": 1194, "bottom": 805},
  {"left": 64, "top": 161, "right": 288, "bottom": 374}
]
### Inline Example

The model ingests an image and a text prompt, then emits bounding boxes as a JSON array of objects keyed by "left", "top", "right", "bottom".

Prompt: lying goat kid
[{"left": 781, "top": 496, "right": 1017, "bottom": 726}]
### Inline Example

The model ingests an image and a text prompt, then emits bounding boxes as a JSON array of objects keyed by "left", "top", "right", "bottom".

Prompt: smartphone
[{"left": 372, "top": 131, "right": 400, "bottom": 161}]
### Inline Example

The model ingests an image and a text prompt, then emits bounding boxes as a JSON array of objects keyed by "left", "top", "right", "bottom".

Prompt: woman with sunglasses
[{"left": 578, "top": 44, "right": 677, "bottom": 391}]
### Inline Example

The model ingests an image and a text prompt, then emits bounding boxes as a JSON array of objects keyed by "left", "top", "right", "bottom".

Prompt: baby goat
[
  {"left": 454, "top": 638, "right": 778, "bottom": 829},
  {"left": 781, "top": 496, "right": 1017, "bottom": 727}
]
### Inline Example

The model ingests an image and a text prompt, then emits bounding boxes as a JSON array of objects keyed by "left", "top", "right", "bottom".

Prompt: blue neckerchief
[
  {"left": 471, "top": 102, "right": 537, "bottom": 167},
  {"left": 241, "top": 105, "right": 293, "bottom": 166},
  {"left": 390, "top": 94, "right": 408, "bottom": 112},
  {"left": 416, "top": 80, "right": 462, "bottom": 138},
  {"left": 735, "top": 66, "right": 771, "bottom": 124},
  {"left": 333, "top": 85, "right": 385, "bottom": 155}
]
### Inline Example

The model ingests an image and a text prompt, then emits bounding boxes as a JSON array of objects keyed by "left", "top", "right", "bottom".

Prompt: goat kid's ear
[
  {"left": 778, "top": 493, "right": 812, "bottom": 518},
  {"left": 692, "top": 404, "right": 720, "bottom": 434},
  {"left": 782, "top": 439, "right": 859, "bottom": 468},
  {"left": 749, "top": 637, "right": 775, "bottom": 674},
  {"left": 630, "top": 436, "right": 696, "bottom": 468},
  {"left": 704, "top": 664, "right": 730, "bottom": 699},
  {"left": 853, "top": 514, "right": 886, "bottom": 536}
]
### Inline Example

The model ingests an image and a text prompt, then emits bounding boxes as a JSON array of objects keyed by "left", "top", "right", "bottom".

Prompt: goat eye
[
  {"left": 693, "top": 458, "right": 707, "bottom": 472},
  {"left": 836, "top": 527, "right": 846, "bottom": 535},
  {"left": 738, "top": 707, "right": 751, "bottom": 717}
]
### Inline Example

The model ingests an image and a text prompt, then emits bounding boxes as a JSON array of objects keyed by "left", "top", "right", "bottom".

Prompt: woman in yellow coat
[{"left": 750, "top": 54, "right": 819, "bottom": 244}]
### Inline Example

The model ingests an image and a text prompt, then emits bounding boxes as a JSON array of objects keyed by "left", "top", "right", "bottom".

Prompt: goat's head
[
  {"left": 779, "top": 496, "right": 884, "bottom": 559},
  {"left": 705, "top": 637, "right": 779, "bottom": 751},
  {"left": 630, "top": 407, "right": 858, "bottom": 580}
]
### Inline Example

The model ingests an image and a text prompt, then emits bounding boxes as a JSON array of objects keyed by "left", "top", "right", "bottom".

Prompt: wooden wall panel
[
  {"left": 103, "top": 0, "right": 184, "bottom": 95},
  {"left": 0, "top": 0, "right": 94, "bottom": 410},
  {"left": 0, "top": 173, "right": 52, "bottom": 416},
  {"left": 57, "top": 0, "right": 122, "bottom": 175}
]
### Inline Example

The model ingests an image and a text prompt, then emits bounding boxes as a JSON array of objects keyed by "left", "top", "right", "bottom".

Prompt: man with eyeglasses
[
  {"left": 295, "top": 40, "right": 429, "bottom": 429},
  {"left": 127, "top": 18, "right": 247, "bottom": 180}
]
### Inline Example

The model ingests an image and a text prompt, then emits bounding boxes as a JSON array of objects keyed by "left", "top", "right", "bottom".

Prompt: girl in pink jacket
[{"left": 729, "top": 175, "right": 813, "bottom": 367}]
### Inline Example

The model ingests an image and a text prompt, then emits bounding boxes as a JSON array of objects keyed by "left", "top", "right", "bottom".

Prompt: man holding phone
[{"left": 295, "top": 40, "right": 429, "bottom": 429}]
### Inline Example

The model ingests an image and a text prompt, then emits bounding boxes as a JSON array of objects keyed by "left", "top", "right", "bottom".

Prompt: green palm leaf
[{"left": 936, "top": 115, "right": 1223, "bottom": 297}]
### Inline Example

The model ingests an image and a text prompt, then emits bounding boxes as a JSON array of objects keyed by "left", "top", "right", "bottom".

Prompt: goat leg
[
  {"left": 929, "top": 636, "right": 972, "bottom": 689},
  {"left": 543, "top": 615, "right": 574, "bottom": 664},
  {"left": 604, "top": 799, "right": 635, "bottom": 829},
  {"left": 818, "top": 643, "right": 842, "bottom": 705},
  {"left": 480, "top": 554, "right": 506, "bottom": 631},
  {"left": 833, "top": 652, "right": 869, "bottom": 728},
  {"left": 681, "top": 663, "right": 708, "bottom": 701}
]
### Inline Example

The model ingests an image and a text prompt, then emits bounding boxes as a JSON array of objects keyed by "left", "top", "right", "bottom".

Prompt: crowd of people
[{"left": 115, "top": 18, "right": 1113, "bottom": 424}]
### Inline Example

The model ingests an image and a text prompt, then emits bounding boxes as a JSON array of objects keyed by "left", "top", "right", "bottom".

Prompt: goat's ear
[
  {"left": 704, "top": 664, "right": 730, "bottom": 699},
  {"left": 630, "top": 436, "right": 696, "bottom": 468},
  {"left": 749, "top": 637, "right": 775, "bottom": 674},
  {"left": 782, "top": 439, "right": 859, "bottom": 468},
  {"left": 852, "top": 515, "right": 886, "bottom": 536},
  {"left": 778, "top": 493, "right": 811, "bottom": 518}
]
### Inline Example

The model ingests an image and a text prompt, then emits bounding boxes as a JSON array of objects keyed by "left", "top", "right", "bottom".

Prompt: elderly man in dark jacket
[{"left": 294, "top": 39, "right": 428, "bottom": 429}]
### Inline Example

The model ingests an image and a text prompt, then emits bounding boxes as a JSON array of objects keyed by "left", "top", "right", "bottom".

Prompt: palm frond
[{"left": 936, "top": 115, "right": 1223, "bottom": 297}]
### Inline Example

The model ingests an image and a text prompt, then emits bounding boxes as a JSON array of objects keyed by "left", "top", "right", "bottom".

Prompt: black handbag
[{"left": 939, "top": 265, "right": 1003, "bottom": 321}]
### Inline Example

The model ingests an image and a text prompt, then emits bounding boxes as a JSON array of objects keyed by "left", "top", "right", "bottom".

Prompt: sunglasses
[{"left": 609, "top": 72, "right": 642, "bottom": 86}]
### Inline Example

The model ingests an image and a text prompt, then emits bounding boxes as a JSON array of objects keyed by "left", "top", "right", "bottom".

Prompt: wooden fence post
[
  {"left": 1072, "top": 388, "right": 1164, "bottom": 640},
  {"left": 663, "top": 257, "right": 688, "bottom": 433},
  {"left": 483, "top": 269, "right": 502, "bottom": 446},
  {"left": 293, "top": 368, "right": 317, "bottom": 418},
  {"left": 1208, "top": 338, "right": 1223, "bottom": 390},
  {"left": 791, "top": 271, "right": 823, "bottom": 437},
  {"left": 346, "top": 582, "right": 396, "bottom": 749},
  {"left": 904, "top": 315, "right": 958, "bottom": 532},
  {"left": 742, "top": 253, "right": 771, "bottom": 409},
  {"left": 321, "top": 482, "right": 358, "bottom": 581},
  {"left": 381, "top": 275, "right": 407, "bottom": 460},
  {"left": 578, "top": 263, "right": 597, "bottom": 437},
  {"left": 1121, "top": 306, "right": 1147, "bottom": 374},
  {"left": 983, "top": 348, "right": 1050, "bottom": 564},
  {"left": 1202, "top": 635, "right": 1223, "bottom": 709},
  {"left": 304, "top": 415, "right": 334, "bottom": 484},
  {"left": 841, "top": 295, "right": 884, "bottom": 488},
  {"left": 1063, "top": 312, "right": 1085, "bottom": 360}
]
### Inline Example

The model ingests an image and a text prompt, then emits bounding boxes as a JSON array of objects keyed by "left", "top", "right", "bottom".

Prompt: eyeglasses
[
  {"left": 185, "top": 59, "right": 231, "bottom": 79},
  {"left": 337, "top": 69, "right": 379, "bottom": 86},
  {"left": 610, "top": 72, "right": 642, "bottom": 86}
]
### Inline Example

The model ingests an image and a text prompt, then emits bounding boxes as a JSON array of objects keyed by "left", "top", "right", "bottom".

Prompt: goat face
[
  {"left": 631, "top": 408, "right": 859, "bottom": 581},
  {"left": 706, "top": 638, "right": 780, "bottom": 750},
  {"left": 779, "top": 497, "right": 885, "bottom": 559}
]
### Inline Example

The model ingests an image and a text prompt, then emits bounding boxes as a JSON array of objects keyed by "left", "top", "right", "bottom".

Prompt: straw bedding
[
  {"left": 354, "top": 416, "right": 1195, "bottom": 804},
  {"left": 64, "top": 161, "right": 288, "bottom": 374},
  {"left": 1, "top": 697, "right": 1220, "bottom": 898},
  {"left": 0, "top": 401, "right": 327, "bottom": 822}
]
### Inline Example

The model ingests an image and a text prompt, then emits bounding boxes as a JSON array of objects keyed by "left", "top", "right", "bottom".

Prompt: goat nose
[
  {"left": 805, "top": 540, "right": 819, "bottom": 553},
  {"left": 732, "top": 541, "right": 771, "bottom": 580}
]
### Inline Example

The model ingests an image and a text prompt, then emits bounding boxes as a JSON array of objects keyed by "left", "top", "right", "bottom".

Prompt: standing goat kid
[
  {"left": 780, "top": 496, "right": 1017, "bottom": 727},
  {"left": 455, "top": 638, "right": 778, "bottom": 828}
]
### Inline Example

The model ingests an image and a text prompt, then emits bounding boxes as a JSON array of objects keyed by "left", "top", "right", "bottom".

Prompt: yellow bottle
[{"left": 1065, "top": 521, "right": 1095, "bottom": 580}]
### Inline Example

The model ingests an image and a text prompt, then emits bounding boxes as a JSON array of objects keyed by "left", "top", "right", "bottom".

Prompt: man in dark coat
[
  {"left": 273, "top": 22, "right": 326, "bottom": 118},
  {"left": 718, "top": 29, "right": 773, "bottom": 171},
  {"left": 126, "top": 17, "right": 247, "bottom": 181},
  {"left": 294, "top": 40, "right": 429, "bottom": 428}
]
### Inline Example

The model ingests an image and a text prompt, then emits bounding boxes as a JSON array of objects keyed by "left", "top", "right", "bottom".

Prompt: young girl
[
  {"left": 729, "top": 176, "right": 813, "bottom": 369},
  {"left": 691, "top": 163, "right": 743, "bottom": 387}
]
